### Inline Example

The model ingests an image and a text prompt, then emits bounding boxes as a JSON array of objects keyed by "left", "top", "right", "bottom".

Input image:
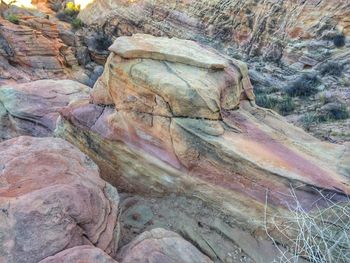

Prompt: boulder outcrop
[
  {"left": 39, "top": 246, "right": 119, "bottom": 263},
  {"left": 117, "top": 228, "right": 212, "bottom": 263},
  {"left": 56, "top": 34, "right": 350, "bottom": 245},
  {"left": 0, "top": 136, "right": 120, "bottom": 263},
  {"left": 0, "top": 79, "right": 89, "bottom": 141}
]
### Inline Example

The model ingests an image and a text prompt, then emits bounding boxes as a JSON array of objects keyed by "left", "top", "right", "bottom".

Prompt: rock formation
[
  {"left": 0, "top": 16, "right": 73, "bottom": 84},
  {"left": 78, "top": 0, "right": 350, "bottom": 142},
  {"left": 79, "top": 0, "right": 350, "bottom": 63},
  {"left": 117, "top": 228, "right": 213, "bottom": 263},
  {"left": 0, "top": 136, "right": 120, "bottom": 263},
  {"left": 39, "top": 246, "right": 119, "bottom": 263},
  {"left": 0, "top": 79, "right": 89, "bottom": 141},
  {"left": 56, "top": 35, "right": 350, "bottom": 249},
  {"left": 0, "top": 1, "right": 349, "bottom": 262}
]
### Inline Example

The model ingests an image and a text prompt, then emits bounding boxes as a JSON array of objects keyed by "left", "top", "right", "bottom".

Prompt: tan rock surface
[
  {"left": 0, "top": 136, "right": 120, "bottom": 263},
  {"left": 109, "top": 34, "right": 229, "bottom": 69}
]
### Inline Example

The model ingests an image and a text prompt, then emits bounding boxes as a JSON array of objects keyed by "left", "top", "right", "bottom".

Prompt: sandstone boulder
[
  {"left": 0, "top": 136, "right": 120, "bottom": 263},
  {"left": 39, "top": 246, "right": 119, "bottom": 263},
  {"left": 117, "top": 228, "right": 212, "bottom": 263},
  {"left": 56, "top": 35, "right": 350, "bottom": 246},
  {"left": 91, "top": 34, "right": 254, "bottom": 119},
  {"left": 0, "top": 79, "right": 89, "bottom": 141},
  {"left": 109, "top": 34, "right": 228, "bottom": 69}
]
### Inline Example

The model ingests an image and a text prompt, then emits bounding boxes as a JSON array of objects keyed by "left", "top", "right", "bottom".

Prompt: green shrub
[
  {"left": 256, "top": 94, "right": 295, "bottom": 116},
  {"left": 71, "top": 18, "right": 83, "bottom": 30},
  {"left": 317, "top": 103, "right": 349, "bottom": 122},
  {"left": 286, "top": 74, "right": 320, "bottom": 97},
  {"left": 333, "top": 34, "right": 346, "bottom": 48},
  {"left": 277, "top": 96, "right": 295, "bottom": 116},
  {"left": 255, "top": 94, "right": 279, "bottom": 109},
  {"left": 300, "top": 113, "right": 317, "bottom": 131},
  {"left": 6, "top": 14, "right": 20, "bottom": 25},
  {"left": 320, "top": 62, "right": 344, "bottom": 76}
]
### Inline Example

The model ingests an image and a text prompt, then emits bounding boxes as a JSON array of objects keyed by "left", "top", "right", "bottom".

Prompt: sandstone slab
[
  {"left": 92, "top": 36, "right": 254, "bottom": 119},
  {"left": 0, "top": 79, "right": 89, "bottom": 141},
  {"left": 39, "top": 246, "right": 119, "bottom": 263},
  {"left": 117, "top": 228, "right": 212, "bottom": 263},
  {"left": 109, "top": 34, "right": 229, "bottom": 69},
  {"left": 0, "top": 136, "right": 120, "bottom": 263}
]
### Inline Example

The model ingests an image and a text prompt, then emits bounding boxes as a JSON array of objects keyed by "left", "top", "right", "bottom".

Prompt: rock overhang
[{"left": 108, "top": 34, "right": 230, "bottom": 69}]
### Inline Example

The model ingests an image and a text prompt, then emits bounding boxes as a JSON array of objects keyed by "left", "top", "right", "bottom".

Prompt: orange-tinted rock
[
  {"left": 0, "top": 136, "right": 120, "bottom": 263},
  {"left": 0, "top": 15, "right": 80, "bottom": 85}
]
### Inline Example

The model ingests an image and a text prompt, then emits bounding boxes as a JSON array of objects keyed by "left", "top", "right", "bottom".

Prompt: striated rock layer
[
  {"left": 78, "top": 0, "right": 350, "bottom": 143},
  {"left": 0, "top": 17, "right": 76, "bottom": 84},
  {"left": 0, "top": 136, "right": 120, "bottom": 263},
  {"left": 56, "top": 34, "right": 350, "bottom": 242},
  {"left": 79, "top": 0, "right": 350, "bottom": 60},
  {"left": 39, "top": 246, "right": 119, "bottom": 263},
  {"left": 0, "top": 79, "right": 89, "bottom": 141}
]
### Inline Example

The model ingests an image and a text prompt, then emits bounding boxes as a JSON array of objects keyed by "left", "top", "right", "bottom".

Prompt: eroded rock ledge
[{"left": 56, "top": 34, "right": 350, "bottom": 245}]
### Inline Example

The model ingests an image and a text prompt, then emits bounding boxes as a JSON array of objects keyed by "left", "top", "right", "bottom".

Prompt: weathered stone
[
  {"left": 117, "top": 228, "right": 212, "bottom": 263},
  {"left": 92, "top": 35, "right": 254, "bottom": 119},
  {"left": 39, "top": 246, "right": 119, "bottom": 263},
  {"left": 109, "top": 34, "right": 229, "bottom": 69},
  {"left": 78, "top": 0, "right": 350, "bottom": 142},
  {"left": 56, "top": 35, "right": 350, "bottom": 249},
  {"left": 0, "top": 136, "right": 120, "bottom": 263},
  {"left": 0, "top": 79, "right": 89, "bottom": 141}
]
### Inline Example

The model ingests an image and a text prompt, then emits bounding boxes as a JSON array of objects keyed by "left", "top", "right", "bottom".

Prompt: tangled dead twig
[{"left": 265, "top": 187, "right": 350, "bottom": 263}]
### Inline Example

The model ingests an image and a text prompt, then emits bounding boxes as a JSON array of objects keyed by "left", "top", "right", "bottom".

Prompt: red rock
[
  {"left": 0, "top": 79, "right": 89, "bottom": 141},
  {"left": 117, "top": 228, "right": 213, "bottom": 263},
  {"left": 39, "top": 246, "right": 119, "bottom": 263},
  {"left": 0, "top": 136, "right": 120, "bottom": 263}
]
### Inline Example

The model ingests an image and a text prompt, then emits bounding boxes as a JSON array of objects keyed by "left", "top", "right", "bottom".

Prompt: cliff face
[
  {"left": 79, "top": 0, "right": 350, "bottom": 142},
  {"left": 79, "top": 0, "right": 350, "bottom": 57}
]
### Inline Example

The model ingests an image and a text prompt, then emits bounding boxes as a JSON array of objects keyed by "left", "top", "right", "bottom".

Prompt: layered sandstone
[
  {"left": 56, "top": 35, "right": 350, "bottom": 245},
  {"left": 0, "top": 136, "right": 120, "bottom": 263},
  {"left": 78, "top": 0, "right": 350, "bottom": 142},
  {"left": 0, "top": 79, "right": 89, "bottom": 141},
  {"left": 79, "top": 0, "right": 350, "bottom": 57},
  {"left": 0, "top": 17, "right": 73, "bottom": 83}
]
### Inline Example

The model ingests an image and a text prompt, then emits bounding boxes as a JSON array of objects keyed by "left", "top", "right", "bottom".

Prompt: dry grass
[{"left": 265, "top": 187, "right": 350, "bottom": 263}]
